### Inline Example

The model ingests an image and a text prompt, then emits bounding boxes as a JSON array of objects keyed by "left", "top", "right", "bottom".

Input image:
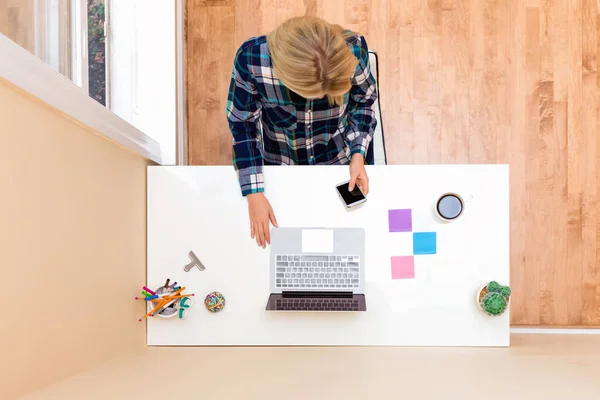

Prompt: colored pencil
[
  {"left": 136, "top": 294, "right": 193, "bottom": 302},
  {"left": 153, "top": 298, "right": 182, "bottom": 315},
  {"left": 164, "top": 278, "right": 170, "bottom": 288},
  {"left": 156, "top": 290, "right": 171, "bottom": 297},
  {"left": 139, "top": 298, "right": 171, "bottom": 321},
  {"left": 142, "top": 291, "right": 152, "bottom": 297},
  {"left": 164, "top": 286, "right": 185, "bottom": 297},
  {"left": 137, "top": 286, "right": 191, "bottom": 321},
  {"left": 144, "top": 295, "right": 192, "bottom": 316},
  {"left": 142, "top": 286, "right": 156, "bottom": 295},
  {"left": 175, "top": 286, "right": 186, "bottom": 294},
  {"left": 148, "top": 294, "right": 192, "bottom": 303},
  {"left": 159, "top": 295, "right": 193, "bottom": 301},
  {"left": 156, "top": 291, "right": 194, "bottom": 298},
  {"left": 144, "top": 295, "right": 159, "bottom": 301},
  {"left": 150, "top": 296, "right": 177, "bottom": 315}
]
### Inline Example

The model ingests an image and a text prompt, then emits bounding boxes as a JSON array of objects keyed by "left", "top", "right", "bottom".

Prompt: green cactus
[
  {"left": 486, "top": 281, "right": 501, "bottom": 292},
  {"left": 480, "top": 292, "right": 508, "bottom": 316},
  {"left": 479, "top": 281, "right": 511, "bottom": 316}
]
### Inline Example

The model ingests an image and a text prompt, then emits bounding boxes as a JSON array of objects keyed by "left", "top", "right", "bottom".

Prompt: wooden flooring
[{"left": 186, "top": 0, "right": 600, "bottom": 326}]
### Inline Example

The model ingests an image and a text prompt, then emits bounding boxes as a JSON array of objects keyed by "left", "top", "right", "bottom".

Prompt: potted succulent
[{"left": 478, "top": 281, "right": 511, "bottom": 316}]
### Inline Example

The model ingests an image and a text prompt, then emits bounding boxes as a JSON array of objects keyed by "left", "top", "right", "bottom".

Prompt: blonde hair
[{"left": 267, "top": 17, "right": 357, "bottom": 106}]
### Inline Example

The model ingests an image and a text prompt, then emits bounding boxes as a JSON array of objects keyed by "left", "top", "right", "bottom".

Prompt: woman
[{"left": 226, "top": 16, "right": 378, "bottom": 248}]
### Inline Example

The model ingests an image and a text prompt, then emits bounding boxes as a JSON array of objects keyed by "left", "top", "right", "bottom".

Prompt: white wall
[
  {"left": 109, "top": 0, "right": 177, "bottom": 165},
  {"left": 0, "top": 78, "right": 149, "bottom": 399}
]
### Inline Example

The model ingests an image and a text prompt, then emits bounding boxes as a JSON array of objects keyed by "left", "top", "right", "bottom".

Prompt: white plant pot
[{"left": 147, "top": 286, "right": 180, "bottom": 319}]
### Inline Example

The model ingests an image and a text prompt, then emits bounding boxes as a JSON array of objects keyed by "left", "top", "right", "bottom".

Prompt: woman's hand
[
  {"left": 247, "top": 193, "right": 278, "bottom": 248},
  {"left": 349, "top": 154, "right": 369, "bottom": 194}
]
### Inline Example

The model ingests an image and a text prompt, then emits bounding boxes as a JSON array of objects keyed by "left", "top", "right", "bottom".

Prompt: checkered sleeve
[
  {"left": 345, "top": 36, "right": 378, "bottom": 158},
  {"left": 226, "top": 44, "right": 264, "bottom": 196}
]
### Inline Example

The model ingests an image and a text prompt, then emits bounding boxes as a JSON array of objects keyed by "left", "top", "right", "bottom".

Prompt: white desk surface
[{"left": 147, "top": 165, "right": 510, "bottom": 347}]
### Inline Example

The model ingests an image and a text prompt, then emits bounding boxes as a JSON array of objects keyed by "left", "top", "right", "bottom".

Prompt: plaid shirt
[{"left": 226, "top": 33, "right": 378, "bottom": 196}]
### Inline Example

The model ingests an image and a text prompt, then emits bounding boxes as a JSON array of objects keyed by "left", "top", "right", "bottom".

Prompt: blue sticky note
[{"left": 413, "top": 232, "right": 436, "bottom": 255}]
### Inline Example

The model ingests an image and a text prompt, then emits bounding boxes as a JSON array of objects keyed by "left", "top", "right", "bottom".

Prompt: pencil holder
[{"left": 148, "top": 286, "right": 179, "bottom": 319}]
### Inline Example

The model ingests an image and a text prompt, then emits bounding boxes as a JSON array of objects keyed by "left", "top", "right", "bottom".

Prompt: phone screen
[{"left": 336, "top": 182, "right": 366, "bottom": 206}]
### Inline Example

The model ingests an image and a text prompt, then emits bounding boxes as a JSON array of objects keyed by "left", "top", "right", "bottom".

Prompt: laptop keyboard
[
  {"left": 275, "top": 254, "right": 360, "bottom": 289},
  {"left": 275, "top": 297, "right": 361, "bottom": 311}
]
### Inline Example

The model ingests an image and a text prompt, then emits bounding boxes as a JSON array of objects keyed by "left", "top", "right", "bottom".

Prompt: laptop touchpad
[{"left": 302, "top": 229, "right": 334, "bottom": 253}]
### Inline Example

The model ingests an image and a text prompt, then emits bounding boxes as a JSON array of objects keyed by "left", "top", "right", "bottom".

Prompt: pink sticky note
[{"left": 391, "top": 256, "right": 415, "bottom": 279}]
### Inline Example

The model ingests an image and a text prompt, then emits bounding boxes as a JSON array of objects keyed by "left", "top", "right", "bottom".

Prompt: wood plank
[
  {"left": 344, "top": 0, "right": 372, "bottom": 36},
  {"left": 596, "top": 12, "right": 600, "bottom": 326},
  {"left": 590, "top": 11, "right": 600, "bottom": 325},
  {"left": 566, "top": 0, "right": 583, "bottom": 325},
  {"left": 234, "top": 0, "right": 263, "bottom": 44},
  {"left": 317, "top": 0, "right": 346, "bottom": 28},
  {"left": 581, "top": 0, "right": 598, "bottom": 324},
  {"left": 469, "top": 0, "right": 485, "bottom": 163},
  {"left": 440, "top": 8, "right": 457, "bottom": 162},
  {"left": 507, "top": 0, "right": 528, "bottom": 324},
  {"left": 186, "top": 1, "right": 208, "bottom": 164},
  {"left": 413, "top": 36, "right": 429, "bottom": 164},
  {"left": 549, "top": 0, "right": 570, "bottom": 325},
  {"left": 538, "top": 0, "right": 558, "bottom": 325},
  {"left": 524, "top": 6, "right": 541, "bottom": 325},
  {"left": 495, "top": 0, "right": 511, "bottom": 161},
  {"left": 454, "top": 0, "right": 469, "bottom": 163},
  {"left": 427, "top": 33, "right": 443, "bottom": 164},
  {"left": 187, "top": 3, "right": 235, "bottom": 165}
]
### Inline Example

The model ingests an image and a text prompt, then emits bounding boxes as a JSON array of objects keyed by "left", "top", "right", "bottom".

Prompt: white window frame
[
  {"left": 108, "top": 0, "right": 177, "bottom": 165},
  {"left": 72, "top": 0, "right": 111, "bottom": 106},
  {"left": 70, "top": 0, "right": 88, "bottom": 92},
  {"left": 33, "top": 0, "right": 111, "bottom": 107},
  {"left": 0, "top": 34, "right": 162, "bottom": 163},
  {"left": 176, "top": 0, "right": 186, "bottom": 165},
  {"left": 34, "top": 0, "right": 71, "bottom": 77},
  {"left": 104, "top": 0, "right": 111, "bottom": 109}
]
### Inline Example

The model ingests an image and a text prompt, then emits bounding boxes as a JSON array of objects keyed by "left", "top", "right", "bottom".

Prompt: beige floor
[{"left": 20, "top": 334, "right": 600, "bottom": 400}]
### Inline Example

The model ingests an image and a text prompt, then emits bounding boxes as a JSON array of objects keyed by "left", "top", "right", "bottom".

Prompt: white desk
[{"left": 147, "top": 165, "right": 509, "bottom": 346}]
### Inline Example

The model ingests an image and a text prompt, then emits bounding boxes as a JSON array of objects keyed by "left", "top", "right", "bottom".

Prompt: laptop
[{"left": 266, "top": 227, "right": 366, "bottom": 311}]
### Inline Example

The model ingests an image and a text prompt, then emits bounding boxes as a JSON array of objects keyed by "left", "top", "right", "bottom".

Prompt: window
[
  {"left": 0, "top": 0, "right": 109, "bottom": 106},
  {"left": 71, "top": 0, "right": 110, "bottom": 106},
  {"left": 1, "top": 0, "right": 178, "bottom": 164},
  {"left": 33, "top": 0, "right": 72, "bottom": 77},
  {"left": 87, "top": 0, "right": 107, "bottom": 106}
]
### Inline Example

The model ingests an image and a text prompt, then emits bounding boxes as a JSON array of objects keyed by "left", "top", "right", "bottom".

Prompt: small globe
[{"left": 204, "top": 291, "right": 226, "bottom": 312}]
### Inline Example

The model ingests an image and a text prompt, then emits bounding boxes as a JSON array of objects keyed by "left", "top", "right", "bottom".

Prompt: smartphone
[{"left": 336, "top": 180, "right": 367, "bottom": 208}]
